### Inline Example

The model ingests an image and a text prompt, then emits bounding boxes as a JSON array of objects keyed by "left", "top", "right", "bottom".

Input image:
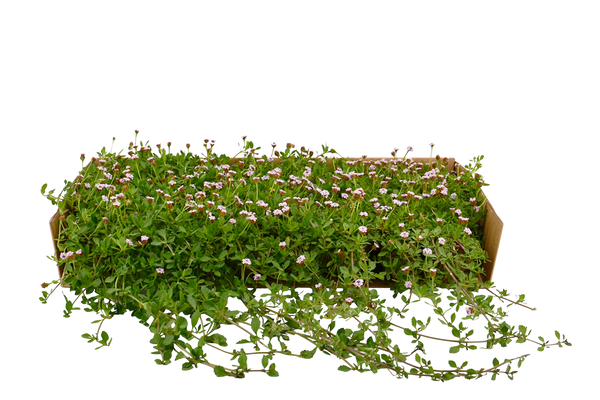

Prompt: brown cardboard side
[
  {"left": 49, "top": 209, "right": 65, "bottom": 280},
  {"left": 481, "top": 197, "right": 503, "bottom": 282}
]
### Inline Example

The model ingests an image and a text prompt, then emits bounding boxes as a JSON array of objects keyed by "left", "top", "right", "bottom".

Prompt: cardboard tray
[{"left": 49, "top": 156, "right": 503, "bottom": 284}]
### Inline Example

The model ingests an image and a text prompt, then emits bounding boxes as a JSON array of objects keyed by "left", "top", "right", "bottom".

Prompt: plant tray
[{"left": 49, "top": 154, "right": 506, "bottom": 288}]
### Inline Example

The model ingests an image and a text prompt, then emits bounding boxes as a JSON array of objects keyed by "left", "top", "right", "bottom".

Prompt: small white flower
[
  {"left": 242, "top": 258, "right": 251, "bottom": 266},
  {"left": 353, "top": 279, "right": 364, "bottom": 288}
]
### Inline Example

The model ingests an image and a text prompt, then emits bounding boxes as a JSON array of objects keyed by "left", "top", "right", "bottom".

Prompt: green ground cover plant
[{"left": 41, "top": 133, "right": 570, "bottom": 380}]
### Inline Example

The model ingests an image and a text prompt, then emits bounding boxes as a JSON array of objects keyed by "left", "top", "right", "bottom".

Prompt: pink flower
[
  {"left": 400, "top": 231, "right": 409, "bottom": 239},
  {"left": 401, "top": 266, "right": 410, "bottom": 273},
  {"left": 466, "top": 307, "right": 474, "bottom": 315},
  {"left": 464, "top": 228, "right": 472, "bottom": 235},
  {"left": 438, "top": 237, "right": 446, "bottom": 245},
  {"left": 297, "top": 255, "right": 306, "bottom": 265},
  {"left": 345, "top": 297, "right": 353, "bottom": 305},
  {"left": 141, "top": 236, "right": 149, "bottom": 244},
  {"left": 404, "top": 281, "right": 412, "bottom": 289},
  {"left": 315, "top": 283, "right": 323, "bottom": 289},
  {"left": 253, "top": 274, "right": 262, "bottom": 281},
  {"left": 156, "top": 268, "right": 165, "bottom": 275},
  {"left": 229, "top": 218, "right": 237, "bottom": 224},
  {"left": 358, "top": 226, "right": 368, "bottom": 235},
  {"left": 279, "top": 241, "right": 286, "bottom": 249},
  {"left": 423, "top": 248, "right": 432, "bottom": 255},
  {"left": 75, "top": 249, "right": 83, "bottom": 256},
  {"left": 126, "top": 239, "right": 134, "bottom": 246},
  {"left": 425, "top": 140, "right": 440, "bottom": 148},
  {"left": 242, "top": 258, "right": 252, "bottom": 266},
  {"left": 353, "top": 279, "right": 364, "bottom": 288},
  {"left": 359, "top": 212, "right": 368, "bottom": 218}
]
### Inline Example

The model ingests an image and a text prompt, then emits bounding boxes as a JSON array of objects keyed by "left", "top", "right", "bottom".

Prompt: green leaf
[
  {"left": 492, "top": 357, "right": 499, "bottom": 367},
  {"left": 284, "top": 317, "right": 300, "bottom": 329},
  {"left": 519, "top": 325, "right": 527, "bottom": 335},
  {"left": 300, "top": 348, "right": 317, "bottom": 359},
  {"left": 191, "top": 310, "right": 201, "bottom": 328},
  {"left": 187, "top": 295, "right": 197, "bottom": 309},
  {"left": 451, "top": 328, "right": 460, "bottom": 338},
  {"left": 267, "top": 364, "right": 279, "bottom": 377},
  {"left": 207, "top": 333, "right": 227, "bottom": 347},
  {"left": 41, "top": 183, "right": 48, "bottom": 195},
  {"left": 214, "top": 365, "right": 228, "bottom": 377},
  {"left": 448, "top": 360, "right": 457, "bottom": 368},
  {"left": 449, "top": 346, "right": 461, "bottom": 354},
  {"left": 163, "top": 335, "right": 174, "bottom": 346},
  {"left": 262, "top": 355, "right": 270, "bottom": 368},
  {"left": 338, "top": 365, "right": 352, "bottom": 372},
  {"left": 238, "top": 350, "right": 248, "bottom": 370},
  {"left": 251, "top": 317, "right": 260, "bottom": 335},
  {"left": 200, "top": 285, "right": 212, "bottom": 299},
  {"left": 555, "top": 330, "right": 561, "bottom": 340}
]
